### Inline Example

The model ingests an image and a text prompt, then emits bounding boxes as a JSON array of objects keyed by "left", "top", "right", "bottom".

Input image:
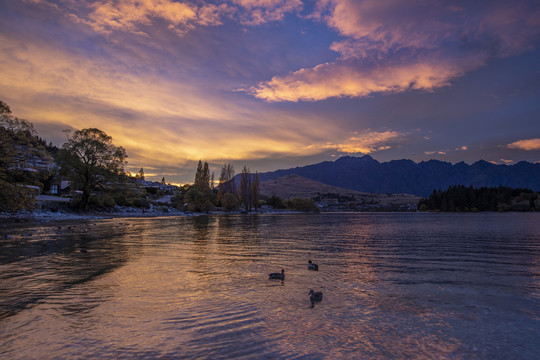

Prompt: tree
[
  {"left": 239, "top": 165, "right": 251, "bottom": 211},
  {"left": 1, "top": 100, "right": 51, "bottom": 212},
  {"left": 251, "top": 171, "right": 260, "bottom": 211},
  {"left": 217, "top": 163, "right": 235, "bottom": 205},
  {"left": 161, "top": 176, "right": 166, "bottom": 185},
  {"left": 222, "top": 192, "right": 240, "bottom": 212},
  {"left": 56, "top": 128, "right": 127, "bottom": 211},
  {"left": 137, "top": 167, "right": 145, "bottom": 181},
  {"left": 193, "top": 160, "right": 210, "bottom": 191},
  {"left": 186, "top": 160, "right": 214, "bottom": 212}
]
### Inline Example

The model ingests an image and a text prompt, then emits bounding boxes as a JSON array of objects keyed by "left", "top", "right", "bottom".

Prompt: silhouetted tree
[
  {"left": 218, "top": 163, "right": 235, "bottom": 203},
  {"left": 222, "top": 192, "right": 240, "bottom": 212},
  {"left": 239, "top": 165, "right": 251, "bottom": 211},
  {"left": 56, "top": 128, "right": 127, "bottom": 211},
  {"left": 418, "top": 185, "right": 538, "bottom": 212},
  {"left": 251, "top": 171, "right": 260, "bottom": 211},
  {"left": 137, "top": 167, "right": 145, "bottom": 181},
  {"left": 186, "top": 160, "right": 214, "bottom": 212}
]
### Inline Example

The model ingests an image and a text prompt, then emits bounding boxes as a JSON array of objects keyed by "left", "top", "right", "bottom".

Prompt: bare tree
[
  {"left": 239, "top": 165, "right": 251, "bottom": 211},
  {"left": 251, "top": 171, "right": 260, "bottom": 211}
]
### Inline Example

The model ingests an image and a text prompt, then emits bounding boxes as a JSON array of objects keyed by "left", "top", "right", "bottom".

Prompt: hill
[
  {"left": 255, "top": 156, "right": 540, "bottom": 197},
  {"left": 260, "top": 174, "right": 421, "bottom": 211}
]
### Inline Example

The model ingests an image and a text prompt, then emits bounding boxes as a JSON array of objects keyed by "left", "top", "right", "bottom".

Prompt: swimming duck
[
  {"left": 308, "top": 290, "right": 323, "bottom": 306},
  {"left": 308, "top": 260, "right": 319, "bottom": 271},
  {"left": 269, "top": 269, "right": 285, "bottom": 280}
]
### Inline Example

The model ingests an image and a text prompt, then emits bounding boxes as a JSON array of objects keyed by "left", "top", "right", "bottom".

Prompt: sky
[{"left": 1, "top": 0, "right": 539, "bottom": 184}]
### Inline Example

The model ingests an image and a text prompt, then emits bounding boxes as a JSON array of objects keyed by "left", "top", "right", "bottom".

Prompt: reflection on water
[{"left": 1, "top": 213, "right": 539, "bottom": 359}]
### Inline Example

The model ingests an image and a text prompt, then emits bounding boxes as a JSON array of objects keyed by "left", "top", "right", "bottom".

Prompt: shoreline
[{"left": 0, "top": 207, "right": 303, "bottom": 225}]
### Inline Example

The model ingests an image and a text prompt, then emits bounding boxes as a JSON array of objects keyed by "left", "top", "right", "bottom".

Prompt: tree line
[
  {"left": 418, "top": 185, "right": 539, "bottom": 212},
  {"left": 174, "top": 160, "right": 262, "bottom": 213}
]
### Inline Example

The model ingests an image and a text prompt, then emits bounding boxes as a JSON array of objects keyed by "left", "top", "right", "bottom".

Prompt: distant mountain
[{"left": 254, "top": 156, "right": 540, "bottom": 197}]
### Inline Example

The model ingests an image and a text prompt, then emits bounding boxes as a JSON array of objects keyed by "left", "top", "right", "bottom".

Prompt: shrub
[
  {"left": 222, "top": 193, "right": 240, "bottom": 212},
  {"left": 287, "top": 198, "right": 320, "bottom": 212}
]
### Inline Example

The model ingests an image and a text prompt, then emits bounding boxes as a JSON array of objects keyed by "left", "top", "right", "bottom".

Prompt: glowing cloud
[
  {"left": 425, "top": 151, "right": 447, "bottom": 155},
  {"left": 68, "top": 0, "right": 302, "bottom": 36},
  {"left": 252, "top": 57, "right": 476, "bottom": 102},
  {"left": 507, "top": 139, "right": 540, "bottom": 151},
  {"left": 83, "top": 0, "right": 199, "bottom": 35},
  {"left": 253, "top": 0, "right": 540, "bottom": 102},
  {"left": 308, "top": 130, "right": 405, "bottom": 154},
  {"left": 233, "top": 0, "right": 303, "bottom": 25}
]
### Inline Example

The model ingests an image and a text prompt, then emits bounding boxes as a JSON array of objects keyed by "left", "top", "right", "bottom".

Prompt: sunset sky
[{"left": 1, "top": 0, "right": 539, "bottom": 184}]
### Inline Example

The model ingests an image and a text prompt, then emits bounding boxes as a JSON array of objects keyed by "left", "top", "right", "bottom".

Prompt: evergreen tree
[
  {"left": 137, "top": 168, "right": 145, "bottom": 181},
  {"left": 187, "top": 160, "right": 214, "bottom": 212}
]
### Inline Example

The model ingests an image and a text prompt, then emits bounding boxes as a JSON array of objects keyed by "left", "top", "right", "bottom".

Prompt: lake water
[{"left": 1, "top": 213, "right": 539, "bottom": 359}]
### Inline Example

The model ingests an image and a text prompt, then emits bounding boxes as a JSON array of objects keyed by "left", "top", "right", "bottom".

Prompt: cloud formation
[
  {"left": 308, "top": 130, "right": 406, "bottom": 154},
  {"left": 1, "top": 0, "right": 538, "bottom": 183},
  {"left": 507, "top": 139, "right": 540, "bottom": 151},
  {"left": 253, "top": 0, "right": 540, "bottom": 102},
  {"left": 65, "top": 0, "right": 303, "bottom": 37},
  {"left": 233, "top": 0, "right": 303, "bottom": 25}
]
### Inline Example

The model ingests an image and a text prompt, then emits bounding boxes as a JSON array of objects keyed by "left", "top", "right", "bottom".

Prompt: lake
[{"left": 1, "top": 213, "right": 539, "bottom": 359}]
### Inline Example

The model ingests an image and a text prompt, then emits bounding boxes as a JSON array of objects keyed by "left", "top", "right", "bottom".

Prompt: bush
[
  {"left": 114, "top": 194, "right": 132, "bottom": 207},
  {"left": 87, "top": 194, "right": 116, "bottom": 209},
  {"left": 287, "top": 198, "right": 320, "bottom": 212},
  {"left": 222, "top": 193, "right": 240, "bottom": 212},
  {"left": 171, "top": 193, "right": 184, "bottom": 209},
  {"left": 132, "top": 197, "right": 150, "bottom": 209},
  {"left": 185, "top": 188, "right": 214, "bottom": 213},
  {"left": 267, "top": 195, "right": 285, "bottom": 209}
]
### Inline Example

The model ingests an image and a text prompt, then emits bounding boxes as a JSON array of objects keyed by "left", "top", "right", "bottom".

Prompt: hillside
[
  {"left": 259, "top": 174, "right": 364, "bottom": 199},
  {"left": 260, "top": 174, "right": 421, "bottom": 211}
]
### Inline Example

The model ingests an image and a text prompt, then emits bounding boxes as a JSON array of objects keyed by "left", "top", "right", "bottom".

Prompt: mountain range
[{"left": 254, "top": 155, "right": 540, "bottom": 197}]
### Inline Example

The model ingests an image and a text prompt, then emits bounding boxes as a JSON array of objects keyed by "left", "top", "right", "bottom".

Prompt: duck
[
  {"left": 308, "top": 260, "right": 319, "bottom": 271},
  {"left": 269, "top": 269, "right": 285, "bottom": 280},
  {"left": 308, "top": 290, "right": 323, "bottom": 307}
]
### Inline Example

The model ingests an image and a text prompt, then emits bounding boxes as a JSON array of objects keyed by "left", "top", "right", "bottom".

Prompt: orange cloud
[
  {"left": 507, "top": 139, "right": 540, "bottom": 151},
  {"left": 68, "top": 0, "right": 301, "bottom": 36},
  {"left": 233, "top": 0, "right": 303, "bottom": 24},
  {"left": 425, "top": 151, "right": 447, "bottom": 155},
  {"left": 308, "top": 130, "right": 405, "bottom": 154},
  {"left": 253, "top": 0, "right": 540, "bottom": 102},
  {"left": 85, "top": 0, "right": 199, "bottom": 35},
  {"left": 499, "top": 159, "right": 514, "bottom": 164},
  {"left": 251, "top": 58, "right": 476, "bottom": 102}
]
